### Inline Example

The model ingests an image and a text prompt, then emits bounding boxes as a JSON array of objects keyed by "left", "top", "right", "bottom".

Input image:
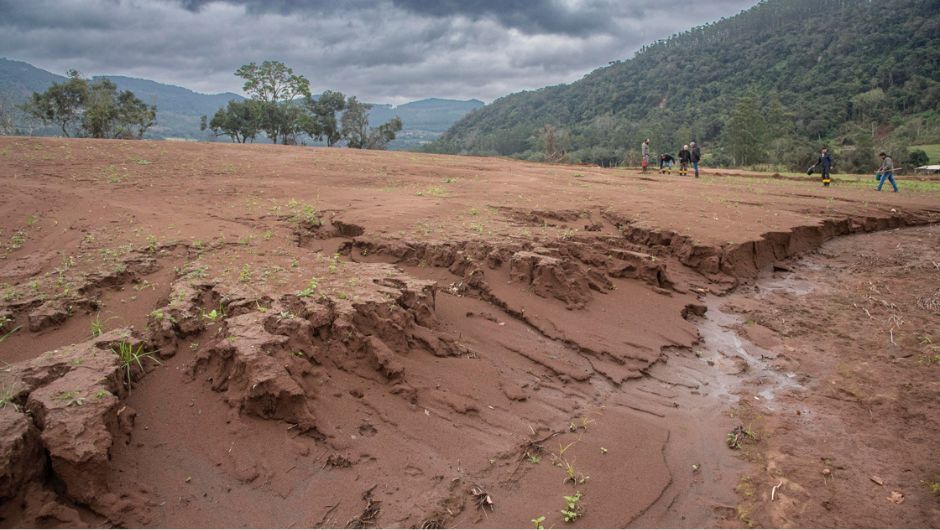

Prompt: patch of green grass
[
  {"left": 90, "top": 312, "right": 104, "bottom": 338},
  {"left": 416, "top": 185, "right": 448, "bottom": 197},
  {"left": 0, "top": 382, "right": 20, "bottom": 411},
  {"left": 911, "top": 144, "right": 940, "bottom": 163},
  {"left": 112, "top": 341, "right": 160, "bottom": 390}
]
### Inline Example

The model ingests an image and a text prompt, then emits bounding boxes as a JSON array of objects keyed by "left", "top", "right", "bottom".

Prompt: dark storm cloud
[{"left": 0, "top": 0, "right": 757, "bottom": 103}]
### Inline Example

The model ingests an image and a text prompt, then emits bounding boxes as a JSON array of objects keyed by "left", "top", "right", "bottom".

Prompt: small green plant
[
  {"left": 56, "top": 390, "right": 85, "bottom": 407},
  {"left": 261, "top": 230, "right": 273, "bottom": 241},
  {"left": 531, "top": 515, "right": 545, "bottom": 529},
  {"left": 145, "top": 234, "right": 158, "bottom": 253},
  {"left": 297, "top": 277, "right": 319, "bottom": 298},
  {"left": 727, "top": 425, "right": 758, "bottom": 449},
  {"left": 0, "top": 324, "right": 21, "bottom": 344},
  {"left": 0, "top": 382, "right": 20, "bottom": 411},
  {"left": 93, "top": 390, "right": 111, "bottom": 400},
  {"left": 112, "top": 341, "right": 160, "bottom": 390},
  {"left": 927, "top": 479, "right": 940, "bottom": 497},
  {"left": 90, "top": 312, "right": 104, "bottom": 337},
  {"left": 239, "top": 264, "right": 252, "bottom": 283},
  {"left": 0, "top": 314, "right": 11, "bottom": 330},
  {"left": 9, "top": 231, "right": 26, "bottom": 250},
  {"left": 201, "top": 306, "right": 224, "bottom": 322},
  {"left": 560, "top": 491, "right": 584, "bottom": 523},
  {"left": 292, "top": 351, "right": 306, "bottom": 358}
]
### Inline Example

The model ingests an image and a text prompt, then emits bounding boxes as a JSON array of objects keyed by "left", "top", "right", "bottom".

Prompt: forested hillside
[{"left": 430, "top": 0, "right": 940, "bottom": 171}]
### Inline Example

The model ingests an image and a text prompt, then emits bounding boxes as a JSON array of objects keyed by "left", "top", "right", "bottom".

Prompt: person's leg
[
  {"left": 693, "top": 161, "right": 699, "bottom": 178},
  {"left": 822, "top": 167, "right": 830, "bottom": 186},
  {"left": 887, "top": 172, "right": 898, "bottom": 192},
  {"left": 876, "top": 172, "right": 887, "bottom": 191}
]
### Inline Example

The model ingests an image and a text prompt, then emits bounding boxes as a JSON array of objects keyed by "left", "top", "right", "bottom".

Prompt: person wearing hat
[
  {"left": 690, "top": 141, "right": 701, "bottom": 178},
  {"left": 875, "top": 152, "right": 898, "bottom": 192}
]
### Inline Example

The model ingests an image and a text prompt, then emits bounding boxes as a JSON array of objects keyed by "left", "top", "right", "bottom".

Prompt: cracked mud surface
[{"left": 0, "top": 137, "right": 938, "bottom": 528}]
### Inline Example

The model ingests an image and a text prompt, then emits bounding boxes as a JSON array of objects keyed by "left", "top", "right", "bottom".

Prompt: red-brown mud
[{"left": 0, "top": 137, "right": 938, "bottom": 527}]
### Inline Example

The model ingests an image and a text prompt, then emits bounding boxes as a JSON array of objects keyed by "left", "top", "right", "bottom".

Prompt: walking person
[
  {"left": 641, "top": 138, "right": 651, "bottom": 172},
  {"left": 875, "top": 152, "right": 898, "bottom": 192},
  {"left": 659, "top": 152, "right": 675, "bottom": 175},
  {"left": 812, "top": 147, "right": 834, "bottom": 186},
  {"left": 690, "top": 141, "right": 701, "bottom": 178},
  {"left": 678, "top": 144, "right": 692, "bottom": 176}
]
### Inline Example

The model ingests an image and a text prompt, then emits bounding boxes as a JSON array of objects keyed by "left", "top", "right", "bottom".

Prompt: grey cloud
[{"left": 0, "top": 0, "right": 757, "bottom": 103}]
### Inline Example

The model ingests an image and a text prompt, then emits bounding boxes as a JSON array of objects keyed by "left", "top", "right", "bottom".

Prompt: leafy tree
[
  {"left": 305, "top": 90, "right": 346, "bottom": 146},
  {"left": 209, "top": 100, "right": 261, "bottom": 143},
  {"left": 235, "top": 60, "right": 310, "bottom": 144},
  {"left": 367, "top": 116, "right": 403, "bottom": 149},
  {"left": 723, "top": 95, "right": 767, "bottom": 166},
  {"left": 23, "top": 70, "right": 87, "bottom": 137},
  {"left": 24, "top": 72, "right": 155, "bottom": 139},
  {"left": 341, "top": 96, "right": 371, "bottom": 148},
  {"left": 908, "top": 149, "right": 928, "bottom": 167}
]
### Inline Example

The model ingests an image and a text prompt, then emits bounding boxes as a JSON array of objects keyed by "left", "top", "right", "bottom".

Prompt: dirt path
[{"left": 0, "top": 137, "right": 938, "bottom": 528}]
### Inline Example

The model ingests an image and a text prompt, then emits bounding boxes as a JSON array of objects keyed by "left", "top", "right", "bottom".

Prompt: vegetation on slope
[{"left": 429, "top": 0, "right": 940, "bottom": 171}]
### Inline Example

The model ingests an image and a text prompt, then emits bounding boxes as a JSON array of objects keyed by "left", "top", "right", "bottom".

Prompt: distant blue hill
[{"left": 0, "top": 57, "right": 484, "bottom": 147}]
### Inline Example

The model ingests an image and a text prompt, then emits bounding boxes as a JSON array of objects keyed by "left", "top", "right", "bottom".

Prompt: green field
[{"left": 911, "top": 144, "right": 940, "bottom": 165}]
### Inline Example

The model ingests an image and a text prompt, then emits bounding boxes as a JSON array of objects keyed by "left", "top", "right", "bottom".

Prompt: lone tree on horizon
[{"left": 235, "top": 60, "right": 310, "bottom": 145}]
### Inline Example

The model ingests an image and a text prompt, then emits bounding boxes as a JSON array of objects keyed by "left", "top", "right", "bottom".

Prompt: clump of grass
[
  {"left": 90, "top": 312, "right": 104, "bottom": 337},
  {"left": 0, "top": 382, "right": 20, "bottom": 411},
  {"left": 112, "top": 341, "right": 160, "bottom": 390}
]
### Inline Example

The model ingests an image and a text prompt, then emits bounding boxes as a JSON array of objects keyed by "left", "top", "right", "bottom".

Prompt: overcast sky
[{"left": 0, "top": 0, "right": 756, "bottom": 104}]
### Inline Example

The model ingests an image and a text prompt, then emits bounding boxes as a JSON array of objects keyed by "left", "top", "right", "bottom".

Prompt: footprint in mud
[
  {"left": 358, "top": 423, "right": 378, "bottom": 437},
  {"left": 403, "top": 465, "right": 423, "bottom": 477}
]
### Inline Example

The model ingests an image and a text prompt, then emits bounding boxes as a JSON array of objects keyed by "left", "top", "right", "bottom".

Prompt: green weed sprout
[
  {"left": 112, "top": 341, "right": 160, "bottom": 390},
  {"left": 561, "top": 491, "right": 584, "bottom": 523}
]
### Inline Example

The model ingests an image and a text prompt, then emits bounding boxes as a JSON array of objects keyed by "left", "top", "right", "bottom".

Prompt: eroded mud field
[{"left": 0, "top": 137, "right": 938, "bottom": 527}]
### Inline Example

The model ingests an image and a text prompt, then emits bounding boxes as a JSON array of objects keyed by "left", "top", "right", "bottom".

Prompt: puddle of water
[{"left": 696, "top": 295, "right": 802, "bottom": 411}]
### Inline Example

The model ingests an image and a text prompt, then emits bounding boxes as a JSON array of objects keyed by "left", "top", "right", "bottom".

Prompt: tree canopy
[
  {"left": 24, "top": 70, "right": 156, "bottom": 139},
  {"left": 211, "top": 62, "right": 403, "bottom": 149}
]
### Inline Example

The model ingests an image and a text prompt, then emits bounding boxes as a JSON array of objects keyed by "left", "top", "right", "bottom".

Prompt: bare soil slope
[{"left": 0, "top": 137, "right": 937, "bottom": 528}]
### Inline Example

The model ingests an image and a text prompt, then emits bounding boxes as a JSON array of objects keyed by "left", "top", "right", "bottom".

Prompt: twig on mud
[{"left": 771, "top": 480, "right": 783, "bottom": 502}]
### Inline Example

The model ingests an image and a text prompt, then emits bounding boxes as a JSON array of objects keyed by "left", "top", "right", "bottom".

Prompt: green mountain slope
[{"left": 431, "top": 0, "right": 940, "bottom": 169}]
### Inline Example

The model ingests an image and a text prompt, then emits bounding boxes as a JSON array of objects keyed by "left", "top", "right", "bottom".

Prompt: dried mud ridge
[{"left": 1, "top": 205, "right": 937, "bottom": 527}]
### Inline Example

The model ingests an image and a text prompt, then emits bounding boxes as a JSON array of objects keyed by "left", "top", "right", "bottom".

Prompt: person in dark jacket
[
  {"left": 678, "top": 144, "right": 692, "bottom": 176},
  {"left": 813, "top": 148, "right": 833, "bottom": 186},
  {"left": 690, "top": 141, "right": 701, "bottom": 178},
  {"left": 659, "top": 152, "right": 675, "bottom": 174}
]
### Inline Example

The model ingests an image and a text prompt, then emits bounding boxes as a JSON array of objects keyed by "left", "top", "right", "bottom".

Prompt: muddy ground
[{"left": 0, "top": 137, "right": 937, "bottom": 528}]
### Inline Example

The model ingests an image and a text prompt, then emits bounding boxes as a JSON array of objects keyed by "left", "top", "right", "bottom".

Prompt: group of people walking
[
  {"left": 640, "top": 139, "right": 899, "bottom": 192},
  {"left": 640, "top": 139, "right": 701, "bottom": 178},
  {"left": 808, "top": 147, "right": 898, "bottom": 192}
]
